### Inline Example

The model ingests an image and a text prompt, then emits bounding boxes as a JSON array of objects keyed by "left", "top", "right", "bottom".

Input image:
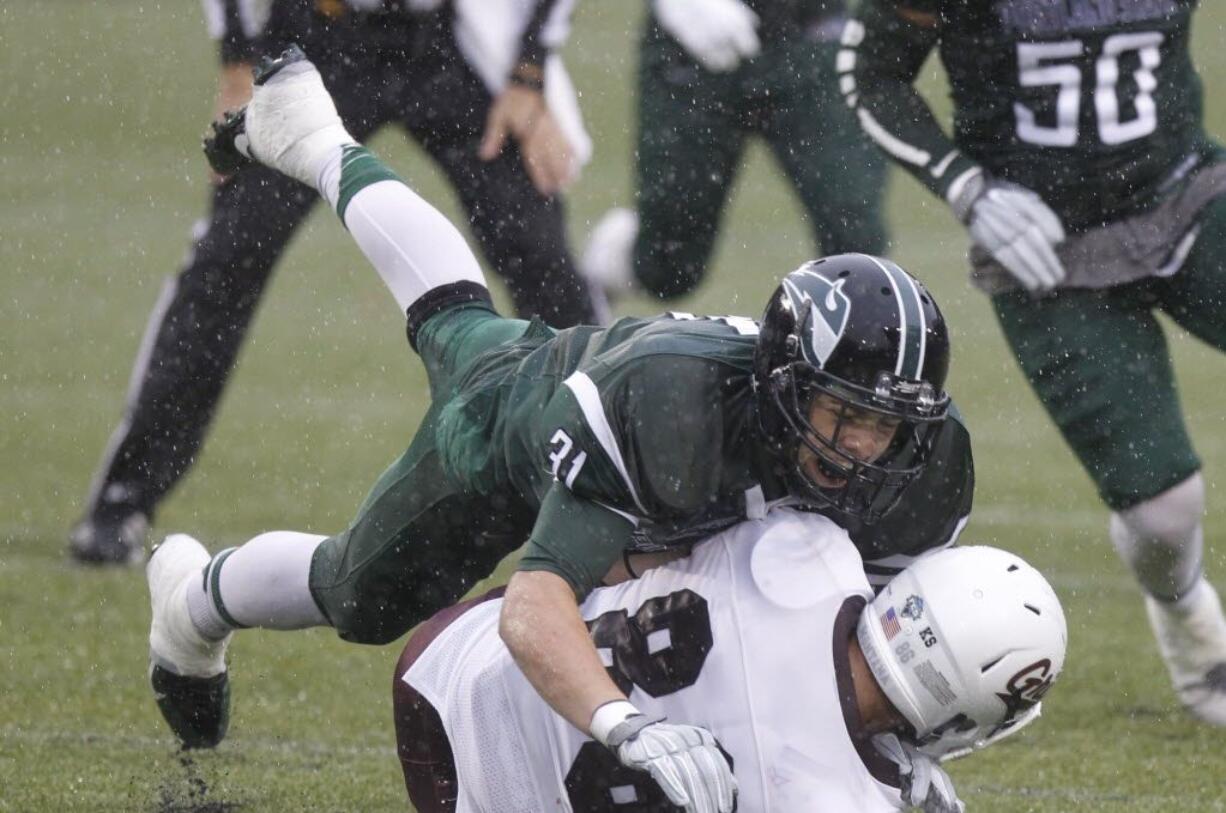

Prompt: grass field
[{"left": 4, "top": 3, "right": 1226, "bottom": 810}]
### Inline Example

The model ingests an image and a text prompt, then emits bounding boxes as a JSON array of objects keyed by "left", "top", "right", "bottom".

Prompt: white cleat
[
  {"left": 1146, "top": 578, "right": 1226, "bottom": 725},
  {"left": 580, "top": 207, "right": 641, "bottom": 324},
  {"left": 242, "top": 45, "right": 356, "bottom": 187},
  {"left": 148, "top": 533, "right": 233, "bottom": 748}
]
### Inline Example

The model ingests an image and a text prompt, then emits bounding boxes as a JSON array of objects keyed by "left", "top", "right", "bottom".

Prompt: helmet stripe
[{"left": 864, "top": 255, "right": 925, "bottom": 379}]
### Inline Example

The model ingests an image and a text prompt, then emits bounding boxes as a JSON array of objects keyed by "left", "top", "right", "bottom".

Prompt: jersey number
[
  {"left": 1015, "top": 32, "right": 1164, "bottom": 147},
  {"left": 549, "top": 428, "right": 588, "bottom": 489},
  {"left": 566, "top": 590, "right": 717, "bottom": 811},
  {"left": 586, "top": 589, "right": 713, "bottom": 697}
]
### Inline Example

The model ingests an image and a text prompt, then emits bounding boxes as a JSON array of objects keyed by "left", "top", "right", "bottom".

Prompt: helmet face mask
[{"left": 755, "top": 255, "right": 951, "bottom": 523}]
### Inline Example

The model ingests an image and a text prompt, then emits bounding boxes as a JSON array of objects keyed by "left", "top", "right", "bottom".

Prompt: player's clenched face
[{"left": 798, "top": 394, "right": 901, "bottom": 489}]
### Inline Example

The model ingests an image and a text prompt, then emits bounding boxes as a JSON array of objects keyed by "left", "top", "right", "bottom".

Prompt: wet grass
[{"left": 3, "top": 2, "right": 1226, "bottom": 810}]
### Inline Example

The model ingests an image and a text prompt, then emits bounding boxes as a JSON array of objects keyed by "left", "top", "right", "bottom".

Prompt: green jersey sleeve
[
  {"left": 517, "top": 483, "right": 637, "bottom": 599},
  {"left": 844, "top": 0, "right": 980, "bottom": 200}
]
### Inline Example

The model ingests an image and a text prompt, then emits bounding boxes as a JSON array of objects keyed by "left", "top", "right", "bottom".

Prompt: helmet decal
[
  {"left": 900, "top": 595, "right": 925, "bottom": 621},
  {"left": 783, "top": 271, "right": 850, "bottom": 369},
  {"left": 995, "top": 659, "right": 1056, "bottom": 721}
]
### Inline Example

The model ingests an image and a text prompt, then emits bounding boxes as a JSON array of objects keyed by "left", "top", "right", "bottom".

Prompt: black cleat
[
  {"left": 68, "top": 508, "right": 148, "bottom": 566},
  {"left": 203, "top": 109, "right": 252, "bottom": 176},
  {"left": 252, "top": 43, "right": 310, "bottom": 86},
  {"left": 202, "top": 44, "right": 313, "bottom": 176},
  {"left": 151, "top": 665, "right": 231, "bottom": 749}
]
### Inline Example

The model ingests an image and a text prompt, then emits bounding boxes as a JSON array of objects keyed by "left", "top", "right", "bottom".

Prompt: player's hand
[
  {"left": 596, "top": 706, "right": 736, "bottom": 813},
  {"left": 874, "top": 734, "right": 965, "bottom": 813},
  {"left": 948, "top": 168, "right": 1067, "bottom": 294},
  {"left": 652, "top": 0, "right": 761, "bottom": 73},
  {"left": 478, "top": 85, "right": 575, "bottom": 195}
]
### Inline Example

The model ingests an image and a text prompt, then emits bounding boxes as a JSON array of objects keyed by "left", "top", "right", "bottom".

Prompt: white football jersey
[{"left": 404, "top": 508, "right": 905, "bottom": 812}]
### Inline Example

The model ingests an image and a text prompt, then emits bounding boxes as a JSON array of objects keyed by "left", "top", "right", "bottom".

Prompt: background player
[
  {"left": 579, "top": 0, "right": 888, "bottom": 314},
  {"left": 843, "top": 0, "right": 1226, "bottom": 723},
  {"left": 146, "top": 46, "right": 971, "bottom": 801},
  {"left": 70, "top": 0, "right": 599, "bottom": 565},
  {"left": 393, "top": 511, "right": 1067, "bottom": 812}
]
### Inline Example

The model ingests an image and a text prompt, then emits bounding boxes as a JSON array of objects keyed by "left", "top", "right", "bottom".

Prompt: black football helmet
[{"left": 754, "top": 254, "right": 951, "bottom": 523}]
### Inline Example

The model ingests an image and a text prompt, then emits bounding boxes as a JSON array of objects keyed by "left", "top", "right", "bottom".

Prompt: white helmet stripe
[{"left": 863, "top": 254, "right": 926, "bottom": 379}]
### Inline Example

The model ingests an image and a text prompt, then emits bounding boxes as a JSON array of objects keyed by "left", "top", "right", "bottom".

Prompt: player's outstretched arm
[
  {"left": 204, "top": 46, "right": 487, "bottom": 314},
  {"left": 500, "top": 570, "right": 736, "bottom": 813},
  {"left": 844, "top": 1, "right": 1066, "bottom": 292}
]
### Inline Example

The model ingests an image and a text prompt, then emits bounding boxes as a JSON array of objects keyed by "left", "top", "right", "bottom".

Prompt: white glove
[
  {"left": 948, "top": 168, "right": 1067, "bottom": 294},
  {"left": 593, "top": 702, "right": 736, "bottom": 813},
  {"left": 652, "top": 0, "right": 761, "bottom": 73},
  {"left": 873, "top": 734, "right": 965, "bottom": 813}
]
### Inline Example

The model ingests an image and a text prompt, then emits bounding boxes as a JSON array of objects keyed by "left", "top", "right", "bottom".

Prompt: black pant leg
[
  {"left": 83, "top": 169, "right": 316, "bottom": 518},
  {"left": 397, "top": 37, "right": 596, "bottom": 328}
]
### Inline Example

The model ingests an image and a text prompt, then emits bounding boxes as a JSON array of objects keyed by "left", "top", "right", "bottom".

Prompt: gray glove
[
  {"left": 606, "top": 714, "right": 737, "bottom": 813},
  {"left": 873, "top": 734, "right": 965, "bottom": 813},
  {"left": 948, "top": 168, "right": 1067, "bottom": 294}
]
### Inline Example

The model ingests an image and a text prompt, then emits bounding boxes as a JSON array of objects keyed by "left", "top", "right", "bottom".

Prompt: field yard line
[
  {"left": 969, "top": 783, "right": 1226, "bottom": 809},
  {"left": 0, "top": 725, "right": 395, "bottom": 760}
]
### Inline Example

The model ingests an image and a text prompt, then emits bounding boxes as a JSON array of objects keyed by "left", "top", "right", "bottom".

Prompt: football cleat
[
  {"left": 1146, "top": 578, "right": 1226, "bottom": 726},
  {"left": 203, "top": 44, "right": 355, "bottom": 187},
  {"left": 68, "top": 507, "right": 148, "bottom": 566},
  {"left": 148, "top": 534, "right": 232, "bottom": 748},
  {"left": 579, "top": 207, "right": 640, "bottom": 323}
]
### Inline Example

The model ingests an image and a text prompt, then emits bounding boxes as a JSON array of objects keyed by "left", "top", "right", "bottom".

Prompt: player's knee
[{"left": 1114, "top": 472, "right": 1205, "bottom": 547}]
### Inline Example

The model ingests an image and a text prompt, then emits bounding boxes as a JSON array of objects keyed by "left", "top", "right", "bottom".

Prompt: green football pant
[
  {"left": 633, "top": 25, "right": 888, "bottom": 299},
  {"left": 308, "top": 305, "right": 536, "bottom": 645},
  {"left": 993, "top": 196, "right": 1226, "bottom": 510}
]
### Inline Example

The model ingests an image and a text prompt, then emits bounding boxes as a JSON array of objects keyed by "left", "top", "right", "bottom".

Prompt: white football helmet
[{"left": 857, "top": 546, "right": 1068, "bottom": 758}]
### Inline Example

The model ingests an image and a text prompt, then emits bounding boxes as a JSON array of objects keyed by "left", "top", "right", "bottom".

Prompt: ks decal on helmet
[
  {"left": 754, "top": 254, "right": 951, "bottom": 523},
  {"left": 857, "top": 546, "right": 1068, "bottom": 759}
]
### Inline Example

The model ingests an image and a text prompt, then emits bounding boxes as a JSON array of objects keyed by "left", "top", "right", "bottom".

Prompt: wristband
[{"left": 589, "top": 699, "right": 640, "bottom": 746}]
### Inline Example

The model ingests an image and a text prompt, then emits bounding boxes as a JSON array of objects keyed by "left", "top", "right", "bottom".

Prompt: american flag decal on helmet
[{"left": 881, "top": 606, "right": 902, "bottom": 640}]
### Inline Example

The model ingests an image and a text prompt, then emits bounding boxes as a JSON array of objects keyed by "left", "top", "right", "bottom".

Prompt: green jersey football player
[
  {"left": 147, "top": 47, "right": 972, "bottom": 808},
  {"left": 845, "top": 0, "right": 1226, "bottom": 724}
]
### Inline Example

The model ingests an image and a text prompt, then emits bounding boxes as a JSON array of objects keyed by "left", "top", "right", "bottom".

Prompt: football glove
[
  {"left": 594, "top": 702, "right": 736, "bottom": 813},
  {"left": 948, "top": 168, "right": 1067, "bottom": 294},
  {"left": 874, "top": 734, "right": 965, "bottom": 813},
  {"left": 652, "top": 0, "right": 761, "bottom": 73}
]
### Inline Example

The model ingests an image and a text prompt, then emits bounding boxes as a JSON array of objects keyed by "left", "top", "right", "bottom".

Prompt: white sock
[
  {"left": 314, "top": 145, "right": 488, "bottom": 313},
  {"left": 1110, "top": 474, "right": 1205, "bottom": 603},
  {"left": 186, "top": 531, "right": 328, "bottom": 639}
]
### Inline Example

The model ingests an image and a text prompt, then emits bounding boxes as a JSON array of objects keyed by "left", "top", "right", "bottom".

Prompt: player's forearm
[
  {"left": 500, "top": 570, "right": 626, "bottom": 733},
  {"left": 843, "top": 1, "right": 978, "bottom": 200}
]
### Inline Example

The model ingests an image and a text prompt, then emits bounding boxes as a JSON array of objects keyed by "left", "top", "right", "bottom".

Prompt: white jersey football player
[{"left": 392, "top": 509, "right": 1068, "bottom": 812}]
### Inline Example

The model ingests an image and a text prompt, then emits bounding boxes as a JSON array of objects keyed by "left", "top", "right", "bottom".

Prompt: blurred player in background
[
  {"left": 394, "top": 511, "right": 1067, "bottom": 813},
  {"left": 844, "top": 0, "right": 1226, "bottom": 723},
  {"left": 579, "top": 0, "right": 888, "bottom": 316},
  {"left": 145, "top": 49, "right": 974, "bottom": 811},
  {"left": 70, "top": 0, "right": 599, "bottom": 565}
]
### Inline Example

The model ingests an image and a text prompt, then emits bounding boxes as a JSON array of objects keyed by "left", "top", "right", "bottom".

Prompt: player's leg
[
  {"left": 70, "top": 170, "right": 317, "bottom": 566},
  {"left": 993, "top": 284, "right": 1226, "bottom": 723},
  {"left": 151, "top": 49, "right": 537, "bottom": 747},
  {"left": 623, "top": 28, "right": 748, "bottom": 301},
  {"left": 73, "top": 51, "right": 387, "bottom": 566},
  {"left": 763, "top": 37, "right": 888, "bottom": 256},
  {"left": 1137, "top": 194, "right": 1226, "bottom": 724},
  {"left": 398, "top": 36, "right": 598, "bottom": 328}
]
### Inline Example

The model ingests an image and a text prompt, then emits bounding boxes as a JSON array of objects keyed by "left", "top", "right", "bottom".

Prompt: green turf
[{"left": 3, "top": 2, "right": 1226, "bottom": 810}]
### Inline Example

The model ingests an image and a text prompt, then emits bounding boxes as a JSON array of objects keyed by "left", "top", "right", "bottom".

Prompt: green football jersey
[
  {"left": 850, "top": 0, "right": 1207, "bottom": 230},
  {"left": 436, "top": 311, "right": 973, "bottom": 595}
]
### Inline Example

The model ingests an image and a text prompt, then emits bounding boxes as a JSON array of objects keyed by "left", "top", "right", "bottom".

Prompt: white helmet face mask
[{"left": 856, "top": 546, "right": 1068, "bottom": 758}]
